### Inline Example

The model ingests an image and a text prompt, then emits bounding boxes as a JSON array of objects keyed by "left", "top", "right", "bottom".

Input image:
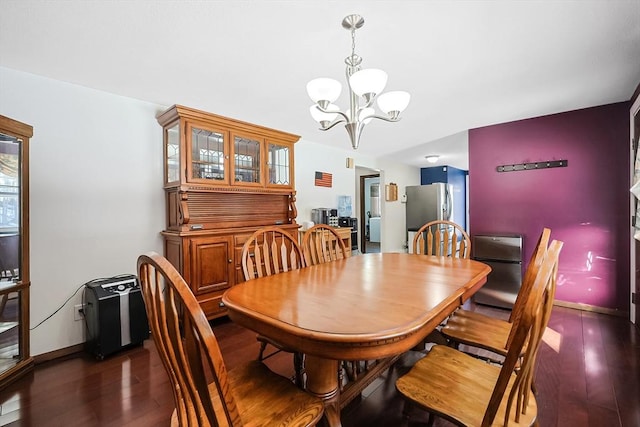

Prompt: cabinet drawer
[
  {"left": 198, "top": 292, "right": 227, "bottom": 319},
  {"left": 235, "top": 232, "right": 258, "bottom": 247}
]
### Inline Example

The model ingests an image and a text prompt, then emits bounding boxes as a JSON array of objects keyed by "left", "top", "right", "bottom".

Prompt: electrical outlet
[{"left": 74, "top": 304, "right": 85, "bottom": 321}]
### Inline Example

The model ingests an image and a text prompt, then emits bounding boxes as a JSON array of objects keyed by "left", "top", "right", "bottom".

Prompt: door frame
[
  {"left": 359, "top": 173, "right": 380, "bottom": 253},
  {"left": 630, "top": 86, "right": 640, "bottom": 327}
]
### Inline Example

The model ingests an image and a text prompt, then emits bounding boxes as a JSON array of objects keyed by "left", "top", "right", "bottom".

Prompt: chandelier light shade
[
  {"left": 306, "top": 78, "right": 342, "bottom": 105},
  {"left": 309, "top": 104, "right": 340, "bottom": 127},
  {"left": 307, "top": 14, "right": 410, "bottom": 149},
  {"left": 349, "top": 69, "right": 388, "bottom": 98},
  {"left": 377, "top": 91, "right": 411, "bottom": 119}
]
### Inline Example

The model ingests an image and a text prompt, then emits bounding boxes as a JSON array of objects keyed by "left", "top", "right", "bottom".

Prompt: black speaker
[{"left": 83, "top": 275, "right": 149, "bottom": 360}]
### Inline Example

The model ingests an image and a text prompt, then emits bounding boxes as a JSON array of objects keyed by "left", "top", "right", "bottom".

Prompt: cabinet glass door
[
  {"left": 189, "top": 125, "right": 227, "bottom": 183},
  {"left": 0, "top": 133, "right": 22, "bottom": 376},
  {"left": 233, "top": 135, "right": 261, "bottom": 185},
  {"left": 165, "top": 123, "right": 180, "bottom": 184},
  {"left": 267, "top": 142, "right": 291, "bottom": 186}
]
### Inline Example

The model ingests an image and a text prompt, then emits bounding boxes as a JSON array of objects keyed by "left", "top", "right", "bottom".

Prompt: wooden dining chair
[
  {"left": 241, "top": 226, "right": 305, "bottom": 280},
  {"left": 441, "top": 228, "right": 552, "bottom": 361},
  {"left": 241, "top": 226, "right": 306, "bottom": 386},
  {"left": 412, "top": 220, "right": 471, "bottom": 258},
  {"left": 301, "top": 224, "right": 348, "bottom": 266},
  {"left": 137, "top": 252, "right": 324, "bottom": 427},
  {"left": 396, "top": 239, "right": 563, "bottom": 427}
]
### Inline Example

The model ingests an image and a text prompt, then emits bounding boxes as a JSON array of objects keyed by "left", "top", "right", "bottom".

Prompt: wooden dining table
[{"left": 222, "top": 252, "right": 491, "bottom": 427}]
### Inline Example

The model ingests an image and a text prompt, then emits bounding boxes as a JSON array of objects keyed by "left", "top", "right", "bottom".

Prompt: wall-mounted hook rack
[{"left": 496, "top": 159, "right": 568, "bottom": 173}]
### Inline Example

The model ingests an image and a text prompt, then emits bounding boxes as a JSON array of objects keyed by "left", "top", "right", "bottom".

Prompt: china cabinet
[
  {"left": 0, "top": 115, "right": 33, "bottom": 390},
  {"left": 157, "top": 105, "right": 299, "bottom": 318}
]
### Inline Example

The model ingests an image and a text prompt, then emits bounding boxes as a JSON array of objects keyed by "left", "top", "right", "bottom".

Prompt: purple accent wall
[{"left": 469, "top": 102, "right": 630, "bottom": 312}]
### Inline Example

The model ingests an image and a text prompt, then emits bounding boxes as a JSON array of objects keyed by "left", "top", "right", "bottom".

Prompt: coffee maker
[
  {"left": 311, "top": 208, "right": 331, "bottom": 225},
  {"left": 311, "top": 208, "right": 339, "bottom": 226}
]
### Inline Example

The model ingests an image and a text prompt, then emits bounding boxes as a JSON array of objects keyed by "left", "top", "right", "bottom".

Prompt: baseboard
[
  {"left": 553, "top": 300, "right": 628, "bottom": 317},
  {"left": 31, "top": 301, "right": 626, "bottom": 365},
  {"left": 33, "top": 343, "right": 84, "bottom": 365}
]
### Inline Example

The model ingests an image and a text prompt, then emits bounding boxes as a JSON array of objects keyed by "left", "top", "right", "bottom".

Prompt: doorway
[
  {"left": 360, "top": 173, "right": 381, "bottom": 253},
  {"left": 631, "top": 92, "right": 640, "bottom": 328}
]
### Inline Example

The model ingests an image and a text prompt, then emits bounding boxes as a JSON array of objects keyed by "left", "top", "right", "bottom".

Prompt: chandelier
[{"left": 306, "top": 14, "right": 410, "bottom": 150}]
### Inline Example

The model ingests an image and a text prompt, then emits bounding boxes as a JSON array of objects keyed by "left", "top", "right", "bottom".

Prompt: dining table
[{"left": 222, "top": 252, "right": 491, "bottom": 427}]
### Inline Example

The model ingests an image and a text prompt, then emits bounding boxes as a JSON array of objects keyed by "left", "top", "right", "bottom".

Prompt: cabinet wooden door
[
  {"left": 266, "top": 140, "right": 294, "bottom": 188},
  {"left": 188, "top": 236, "right": 234, "bottom": 318},
  {"left": 230, "top": 131, "right": 262, "bottom": 187},
  {"left": 185, "top": 121, "right": 229, "bottom": 185}
]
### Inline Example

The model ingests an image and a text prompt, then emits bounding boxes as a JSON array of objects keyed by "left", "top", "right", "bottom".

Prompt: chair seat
[
  {"left": 171, "top": 360, "right": 324, "bottom": 427},
  {"left": 448, "top": 308, "right": 508, "bottom": 324},
  {"left": 441, "top": 310, "right": 513, "bottom": 356},
  {"left": 396, "top": 345, "right": 537, "bottom": 427}
]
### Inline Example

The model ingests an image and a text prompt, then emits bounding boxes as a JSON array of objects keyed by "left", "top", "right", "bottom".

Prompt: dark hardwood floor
[{"left": 0, "top": 304, "right": 638, "bottom": 426}]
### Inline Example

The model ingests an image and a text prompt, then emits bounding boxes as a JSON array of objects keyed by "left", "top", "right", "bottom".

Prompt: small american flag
[{"left": 314, "top": 171, "right": 332, "bottom": 188}]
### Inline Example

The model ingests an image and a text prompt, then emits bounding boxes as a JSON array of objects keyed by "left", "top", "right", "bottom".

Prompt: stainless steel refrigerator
[{"left": 405, "top": 184, "right": 454, "bottom": 252}]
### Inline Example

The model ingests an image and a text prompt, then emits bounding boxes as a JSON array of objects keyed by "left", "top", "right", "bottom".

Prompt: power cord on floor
[{"left": 30, "top": 274, "right": 133, "bottom": 330}]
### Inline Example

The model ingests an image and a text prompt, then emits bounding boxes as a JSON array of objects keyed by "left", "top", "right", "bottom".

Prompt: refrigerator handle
[{"left": 444, "top": 186, "right": 453, "bottom": 221}]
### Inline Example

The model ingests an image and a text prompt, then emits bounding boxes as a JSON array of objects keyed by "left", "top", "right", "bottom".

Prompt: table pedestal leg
[{"left": 304, "top": 355, "right": 341, "bottom": 427}]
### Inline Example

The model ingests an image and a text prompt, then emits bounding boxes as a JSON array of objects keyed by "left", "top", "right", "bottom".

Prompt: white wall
[
  {"left": 0, "top": 66, "right": 420, "bottom": 356},
  {"left": 295, "top": 141, "right": 421, "bottom": 253},
  {"left": 0, "top": 67, "right": 165, "bottom": 355},
  {"left": 375, "top": 159, "right": 421, "bottom": 252},
  {"left": 294, "top": 140, "right": 358, "bottom": 224}
]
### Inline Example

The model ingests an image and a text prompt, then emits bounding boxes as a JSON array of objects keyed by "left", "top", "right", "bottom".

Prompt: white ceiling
[{"left": 1, "top": 1, "right": 639, "bottom": 170}]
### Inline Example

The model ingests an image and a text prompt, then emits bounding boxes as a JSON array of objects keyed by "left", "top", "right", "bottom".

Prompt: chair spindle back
[
  {"left": 242, "top": 226, "right": 305, "bottom": 280},
  {"left": 412, "top": 220, "right": 471, "bottom": 258},
  {"left": 302, "top": 224, "right": 349, "bottom": 266},
  {"left": 138, "top": 252, "right": 240, "bottom": 427},
  {"left": 484, "top": 239, "right": 563, "bottom": 426}
]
